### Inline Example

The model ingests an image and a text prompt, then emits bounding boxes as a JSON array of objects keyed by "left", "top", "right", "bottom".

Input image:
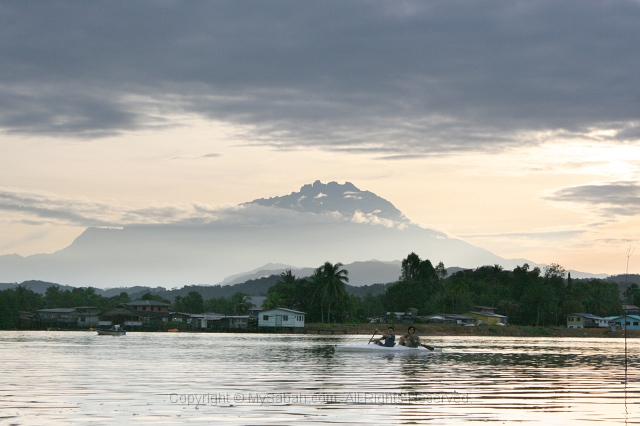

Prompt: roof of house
[
  {"left": 126, "top": 300, "right": 171, "bottom": 307},
  {"left": 568, "top": 313, "right": 605, "bottom": 320},
  {"left": 37, "top": 308, "right": 76, "bottom": 313},
  {"left": 261, "top": 308, "right": 307, "bottom": 315},
  {"left": 101, "top": 307, "right": 139, "bottom": 316},
  {"left": 442, "top": 314, "right": 475, "bottom": 320},
  {"left": 608, "top": 314, "right": 640, "bottom": 321},
  {"left": 466, "top": 311, "right": 508, "bottom": 318}
]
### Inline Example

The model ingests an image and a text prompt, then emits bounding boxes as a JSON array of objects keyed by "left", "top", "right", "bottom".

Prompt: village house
[
  {"left": 168, "top": 312, "right": 193, "bottom": 324},
  {"left": 566, "top": 313, "right": 608, "bottom": 328},
  {"left": 199, "top": 312, "right": 226, "bottom": 330},
  {"left": 622, "top": 304, "right": 640, "bottom": 315},
  {"left": 607, "top": 314, "right": 640, "bottom": 331},
  {"left": 125, "top": 300, "right": 170, "bottom": 313},
  {"left": 258, "top": 308, "right": 306, "bottom": 329},
  {"left": 36, "top": 306, "right": 100, "bottom": 328},
  {"left": 225, "top": 315, "right": 250, "bottom": 329},
  {"left": 463, "top": 306, "right": 508, "bottom": 326},
  {"left": 100, "top": 306, "right": 143, "bottom": 328},
  {"left": 125, "top": 300, "right": 170, "bottom": 324},
  {"left": 421, "top": 314, "right": 475, "bottom": 325}
]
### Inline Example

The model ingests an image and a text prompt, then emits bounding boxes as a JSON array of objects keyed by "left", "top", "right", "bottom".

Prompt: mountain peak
[{"left": 247, "top": 181, "right": 409, "bottom": 225}]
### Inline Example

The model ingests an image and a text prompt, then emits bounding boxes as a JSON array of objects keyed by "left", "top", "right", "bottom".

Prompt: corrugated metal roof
[
  {"left": 260, "top": 308, "right": 306, "bottom": 315},
  {"left": 126, "top": 300, "right": 170, "bottom": 306},
  {"left": 37, "top": 308, "right": 76, "bottom": 313},
  {"left": 467, "top": 311, "right": 508, "bottom": 318},
  {"left": 569, "top": 313, "right": 605, "bottom": 320}
]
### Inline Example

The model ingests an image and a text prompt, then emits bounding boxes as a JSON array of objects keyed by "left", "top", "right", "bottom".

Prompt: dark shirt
[{"left": 383, "top": 333, "right": 395, "bottom": 347}]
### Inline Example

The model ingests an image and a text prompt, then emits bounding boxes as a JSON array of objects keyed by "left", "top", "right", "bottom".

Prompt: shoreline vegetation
[{"left": 1, "top": 252, "right": 637, "bottom": 331}]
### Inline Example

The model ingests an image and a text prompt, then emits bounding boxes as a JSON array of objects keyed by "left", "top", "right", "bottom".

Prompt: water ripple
[{"left": 0, "top": 332, "right": 638, "bottom": 425}]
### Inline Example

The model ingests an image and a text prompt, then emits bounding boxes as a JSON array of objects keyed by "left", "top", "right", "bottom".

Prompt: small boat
[
  {"left": 334, "top": 344, "right": 442, "bottom": 353},
  {"left": 96, "top": 325, "right": 126, "bottom": 336}
]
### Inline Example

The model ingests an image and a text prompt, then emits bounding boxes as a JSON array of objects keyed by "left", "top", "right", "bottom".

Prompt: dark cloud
[
  {"left": 547, "top": 181, "right": 640, "bottom": 216},
  {"left": 1, "top": 1, "right": 640, "bottom": 153}
]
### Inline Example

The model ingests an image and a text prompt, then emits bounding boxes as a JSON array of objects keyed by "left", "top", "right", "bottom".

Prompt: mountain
[
  {"left": 218, "top": 259, "right": 402, "bottom": 287},
  {"left": 218, "top": 263, "right": 304, "bottom": 286},
  {"left": 0, "top": 180, "right": 554, "bottom": 288},
  {"left": 249, "top": 180, "right": 408, "bottom": 225}
]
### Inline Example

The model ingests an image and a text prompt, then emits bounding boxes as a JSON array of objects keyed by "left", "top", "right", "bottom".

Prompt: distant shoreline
[
  {"left": 4, "top": 323, "right": 638, "bottom": 338},
  {"left": 301, "top": 323, "right": 640, "bottom": 338}
]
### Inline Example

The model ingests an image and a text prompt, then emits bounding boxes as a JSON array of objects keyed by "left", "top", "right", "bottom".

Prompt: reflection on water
[{"left": 0, "top": 332, "right": 638, "bottom": 425}]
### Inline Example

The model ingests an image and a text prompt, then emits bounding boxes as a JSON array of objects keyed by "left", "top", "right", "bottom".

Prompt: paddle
[
  {"left": 368, "top": 329, "right": 378, "bottom": 344},
  {"left": 421, "top": 344, "right": 435, "bottom": 351}
]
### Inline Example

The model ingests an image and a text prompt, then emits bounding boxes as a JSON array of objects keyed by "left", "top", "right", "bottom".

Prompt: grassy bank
[{"left": 303, "top": 323, "right": 640, "bottom": 338}]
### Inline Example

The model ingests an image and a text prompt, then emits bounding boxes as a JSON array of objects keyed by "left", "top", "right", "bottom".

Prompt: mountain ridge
[{"left": 0, "top": 181, "right": 606, "bottom": 288}]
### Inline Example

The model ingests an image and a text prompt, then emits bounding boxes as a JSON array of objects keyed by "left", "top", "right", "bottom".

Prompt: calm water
[{"left": 1, "top": 331, "right": 638, "bottom": 425}]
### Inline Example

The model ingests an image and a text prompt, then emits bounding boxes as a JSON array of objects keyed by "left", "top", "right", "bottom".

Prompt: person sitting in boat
[
  {"left": 371, "top": 326, "right": 395, "bottom": 347},
  {"left": 399, "top": 326, "right": 421, "bottom": 348}
]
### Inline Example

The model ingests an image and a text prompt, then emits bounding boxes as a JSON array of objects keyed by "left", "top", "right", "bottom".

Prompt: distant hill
[
  {"left": 218, "top": 259, "right": 403, "bottom": 287},
  {"left": 606, "top": 274, "right": 640, "bottom": 299},
  {"left": 0, "top": 280, "right": 77, "bottom": 294}
]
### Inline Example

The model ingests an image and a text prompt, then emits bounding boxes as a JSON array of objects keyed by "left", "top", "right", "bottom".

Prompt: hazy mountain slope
[
  {"left": 219, "top": 260, "right": 403, "bottom": 287},
  {"left": 0, "top": 180, "right": 549, "bottom": 288}
]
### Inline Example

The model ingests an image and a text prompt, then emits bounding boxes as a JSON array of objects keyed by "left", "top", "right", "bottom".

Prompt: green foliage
[
  {"left": 230, "top": 292, "right": 253, "bottom": 315},
  {"left": 314, "top": 262, "right": 349, "bottom": 323},
  {"left": 379, "top": 254, "right": 622, "bottom": 326},
  {"left": 174, "top": 291, "right": 204, "bottom": 313},
  {"left": 625, "top": 283, "right": 640, "bottom": 305},
  {"left": 0, "top": 286, "right": 43, "bottom": 328},
  {"left": 140, "top": 292, "right": 171, "bottom": 304},
  {"left": 0, "top": 254, "right": 625, "bottom": 328}
]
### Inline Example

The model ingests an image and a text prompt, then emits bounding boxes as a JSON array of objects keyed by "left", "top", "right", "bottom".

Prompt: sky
[{"left": 1, "top": 1, "right": 640, "bottom": 276}]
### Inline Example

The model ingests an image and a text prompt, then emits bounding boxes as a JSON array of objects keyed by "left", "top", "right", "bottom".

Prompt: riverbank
[{"left": 303, "top": 323, "right": 640, "bottom": 338}]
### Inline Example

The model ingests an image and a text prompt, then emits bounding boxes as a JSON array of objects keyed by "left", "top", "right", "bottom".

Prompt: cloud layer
[
  {"left": 0, "top": 187, "right": 401, "bottom": 229},
  {"left": 547, "top": 181, "right": 640, "bottom": 216},
  {"left": 2, "top": 1, "right": 640, "bottom": 154}
]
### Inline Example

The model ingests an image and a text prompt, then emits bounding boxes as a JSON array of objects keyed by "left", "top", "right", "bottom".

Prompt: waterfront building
[
  {"left": 607, "top": 314, "right": 640, "bottom": 331},
  {"left": 566, "top": 313, "right": 608, "bottom": 328},
  {"left": 258, "top": 308, "right": 306, "bottom": 329},
  {"left": 463, "top": 306, "right": 508, "bottom": 326}
]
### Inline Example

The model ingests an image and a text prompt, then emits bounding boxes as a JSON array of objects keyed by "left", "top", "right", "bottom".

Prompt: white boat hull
[
  {"left": 335, "top": 344, "right": 441, "bottom": 353},
  {"left": 96, "top": 329, "right": 126, "bottom": 336}
]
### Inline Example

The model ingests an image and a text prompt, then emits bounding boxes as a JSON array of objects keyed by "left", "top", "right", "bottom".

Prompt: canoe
[
  {"left": 334, "top": 344, "right": 441, "bottom": 353},
  {"left": 96, "top": 329, "right": 126, "bottom": 336}
]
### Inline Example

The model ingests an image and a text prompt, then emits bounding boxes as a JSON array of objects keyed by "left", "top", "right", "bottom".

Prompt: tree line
[
  {"left": 262, "top": 253, "right": 624, "bottom": 326},
  {"left": 0, "top": 252, "right": 626, "bottom": 329}
]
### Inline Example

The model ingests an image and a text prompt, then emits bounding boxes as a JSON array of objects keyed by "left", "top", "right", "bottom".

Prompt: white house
[{"left": 258, "top": 308, "right": 306, "bottom": 328}]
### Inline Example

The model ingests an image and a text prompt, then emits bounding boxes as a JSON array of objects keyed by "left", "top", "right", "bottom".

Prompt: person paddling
[
  {"left": 399, "top": 326, "right": 421, "bottom": 348},
  {"left": 371, "top": 326, "right": 395, "bottom": 347},
  {"left": 399, "top": 325, "right": 435, "bottom": 350}
]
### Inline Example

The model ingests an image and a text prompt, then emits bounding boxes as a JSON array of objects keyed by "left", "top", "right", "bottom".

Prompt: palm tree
[
  {"left": 278, "top": 269, "right": 296, "bottom": 286},
  {"left": 318, "top": 262, "right": 349, "bottom": 324},
  {"left": 310, "top": 267, "right": 326, "bottom": 322},
  {"left": 262, "top": 292, "right": 284, "bottom": 310},
  {"left": 230, "top": 292, "right": 253, "bottom": 315},
  {"left": 448, "top": 278, "right": 469, "bottom": 313}
]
